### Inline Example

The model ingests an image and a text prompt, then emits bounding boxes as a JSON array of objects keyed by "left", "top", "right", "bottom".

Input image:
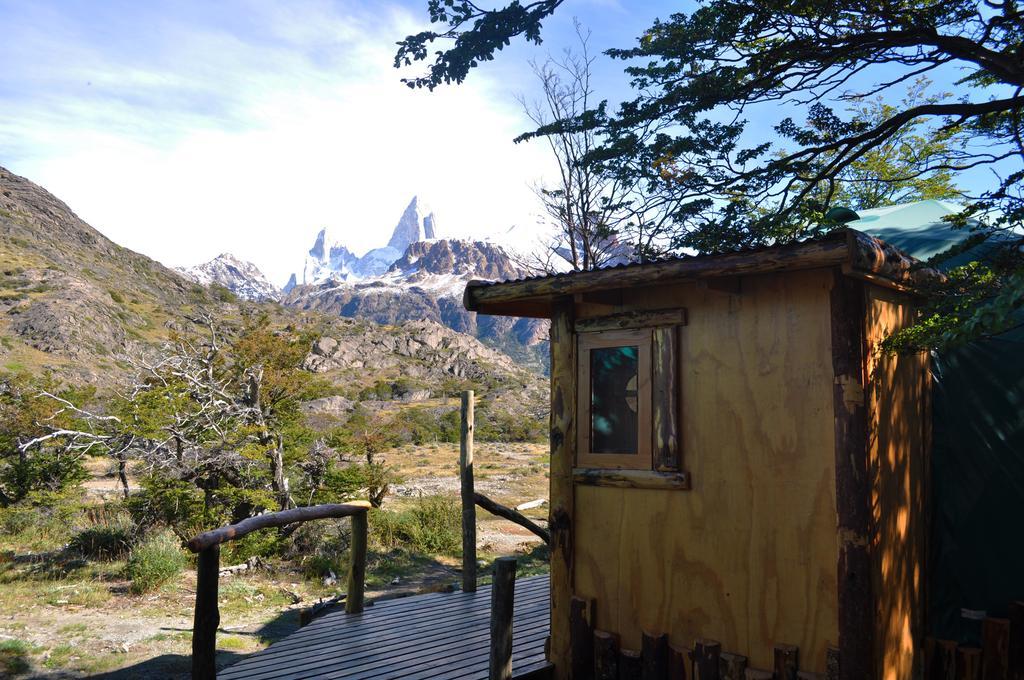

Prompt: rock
[{"left": 302, "top": 395, "right": 355, "bottom": 415}]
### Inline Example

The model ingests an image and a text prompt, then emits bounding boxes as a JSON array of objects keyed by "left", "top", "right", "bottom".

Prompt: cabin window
[
  {"left": 590, "top": 346, "right": 640, "bottom": 454},
  {"left": 577, "top": 330, "right": 652, "bottom": 470}
]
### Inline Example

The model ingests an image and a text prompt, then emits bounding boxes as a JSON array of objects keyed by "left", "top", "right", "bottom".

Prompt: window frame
[{"left": 576, "top": 328, "right": 653, "bottom": 470}]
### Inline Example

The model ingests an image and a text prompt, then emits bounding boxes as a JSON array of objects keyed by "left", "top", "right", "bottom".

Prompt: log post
[
  {"left": 346, "top": 510, "right": 367, "bottom": 614},
  {"left": 192, "top": 545, "right": 220, "bottom": 680},
  {"left": 489, "top": 557, "right": 517, "bottom": 680},
  {"left": 958, "top": 648, "right": 983, "bottom": 680},
  {"left": 1010, "top": 602, "right": 1024, "bottom": 680},
  {"left": 825, "top": 647, "right": 841, "bottom": 680},
  {"left": 641, "top": 632, "right": 668, "bottom": 680},
  {"left": 668, "top": 644, "right": 688, "bottom": 680},
  {"left": 570, "top": 597, "right": 595, "bottom": 680},
  {"left": 983, "top": 618, "right": 1011, "bottom": 680},
  {"left": 461, "top": 390, "right": 477, "bottom": 593},
  {"left": 549, "top": 298, "right": 576, "bottom": 675},
  {"left": 618, "top": 649, "right": 641, "bottom": 679},
  {"left": 594, "top": 631, "right": 620, "bottom": 680},
  {"left": 691, "top": 639, "right": 720, "bottom": 680},
  {"left": 774, "top": 644, "right": 799, "bottom": 680}
]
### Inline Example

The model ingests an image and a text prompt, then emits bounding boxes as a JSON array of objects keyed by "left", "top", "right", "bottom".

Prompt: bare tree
[{"left": 515, "top": 21, "right": 635, "bottom": 273}]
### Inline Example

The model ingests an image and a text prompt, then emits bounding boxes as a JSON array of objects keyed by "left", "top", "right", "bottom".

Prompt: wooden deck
[{"left": 220, "top": 574, "right": 551, "bottom": 680}]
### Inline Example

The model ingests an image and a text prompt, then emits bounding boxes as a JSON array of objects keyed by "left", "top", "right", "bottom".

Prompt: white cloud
[{"left": 0, "top": 0, "right": 556, "bottom": 285}]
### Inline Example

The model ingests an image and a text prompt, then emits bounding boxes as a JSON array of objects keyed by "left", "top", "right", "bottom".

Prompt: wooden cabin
[{"left": 463, "top": 229, "right": 935, "bottom": 680}]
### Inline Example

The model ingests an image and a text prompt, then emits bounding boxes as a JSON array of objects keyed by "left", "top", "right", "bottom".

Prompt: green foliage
[
  {"left": 125, "top": 530, "right": 188, "bottom": 594},
  {"left": 884, "top": 264, "right": 1024, "bottom": 352},
  {"left": 370, "top": 496, "right": 461, "bottom": 557},
  {"left": 0, "top": 372, "right": 92, "bottom": 505},
  {"left": 400, "top": 0, "right": 1024, "bottom": 347},
  {"left": 108, "top": 290, "right": 124, "bottom": 305},
  {"left": 0, "top": 639, "right": 32, "bottom": 676},
  {"left": 209, "top": 283, "right": 238, "bottom": 303},
  {"left": 125, "top": 476, "right": 209, "bottom": 540}
]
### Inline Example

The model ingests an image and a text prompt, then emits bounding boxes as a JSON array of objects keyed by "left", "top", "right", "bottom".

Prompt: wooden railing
[
  {"left": 186, "top": 501, "right": 371, "bottom": 680},
  {"left": 459, "top": 390, "right": 549, "bottom": 592}
]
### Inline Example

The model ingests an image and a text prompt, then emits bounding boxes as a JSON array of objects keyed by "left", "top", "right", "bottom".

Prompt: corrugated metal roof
[{"left": 467, "top": 229, "right": 847, "bottom": 289}]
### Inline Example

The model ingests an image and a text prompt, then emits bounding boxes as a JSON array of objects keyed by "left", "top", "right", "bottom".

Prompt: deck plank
[{"left": 220, "top": 574, "right": 551, "bottom": 680}]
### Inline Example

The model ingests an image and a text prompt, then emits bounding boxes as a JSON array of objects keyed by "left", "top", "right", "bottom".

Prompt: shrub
[
  {"left": 68, "top": 521, "right": 134, "bottom": 561},
  {"left": 371, "top": 495, "right": 461, "bottom": 557},
  {"left": 125, "top": 531, "right": 188, "bottom": 594}
]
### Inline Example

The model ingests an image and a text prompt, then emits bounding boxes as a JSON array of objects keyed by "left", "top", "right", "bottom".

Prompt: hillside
[
  {"left": 0, "top": 166, "right": 217, "bottom": 382},
  {"left": 0, "top": 166, "right": 547, "bottom": 400}
]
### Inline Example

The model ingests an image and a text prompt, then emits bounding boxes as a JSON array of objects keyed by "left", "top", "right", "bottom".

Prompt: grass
[{"left": 0, "top": 639, "right": 35, "bottom": 676}]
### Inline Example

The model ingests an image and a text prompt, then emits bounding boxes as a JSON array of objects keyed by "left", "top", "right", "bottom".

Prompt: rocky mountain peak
[
  {"left": 177, "top": 253, "right": 279, "bottom": 301},
  {"left": 309, "top": 228, "right": 330, "bottom": 260},
  {"left": 387, "top": 196, "right": 438, "bottom": 253},
  {"left": 389, "top": 239, "right": 520, "bottom": 282}
]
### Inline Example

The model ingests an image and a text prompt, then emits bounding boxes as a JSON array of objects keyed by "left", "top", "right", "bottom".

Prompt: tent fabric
[{"left": 848, "top": 201, "right": 1024, "bottom": 642}]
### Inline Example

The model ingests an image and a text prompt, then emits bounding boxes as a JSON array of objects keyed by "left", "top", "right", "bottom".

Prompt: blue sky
[
  {"left": 0, "top": 0, "right": 670, "bottom": 284},
  {"left": 1, "top": 1, "right": 1000, "bottom": 284}
]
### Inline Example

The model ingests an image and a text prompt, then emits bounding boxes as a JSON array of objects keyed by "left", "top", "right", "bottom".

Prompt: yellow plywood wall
[
  {"left": 573, "top": 269, "right": 840, "bottom": 671},
  {"left": 865, "top": 286, "right": 929, "bottom": 680}
]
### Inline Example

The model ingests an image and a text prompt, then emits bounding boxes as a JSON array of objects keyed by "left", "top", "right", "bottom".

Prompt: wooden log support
[
  {"left": 958, "top": 647, "right": 983, "bottom": 680},
  {"left": 572, "top": 468, "right": 690, "bottom": 491},
  {"left": 984, "top": 618, "right": 1011, "bottom": 680},
  {"left": 461, "top": 390, "right": 477, "bottom": 593},
  {"left": 575, "top": 308, "right": 688, "bottom": 333},
  {"left": 691, "top": 639, "right": 721, "bottom": 680},
  {"left": 825, "top": 647, "right": 840, "bottom": 680},
  {"left": 475, "top": 492, "right": 551, "bottom": 544},
  {"left": 346, "top": 510, "right": 367, "bottom": 614},
  {"left": 594, "top": 630, "right": 620, "bottom": 680},
  {"left": 641, "top": 632, "right": 668, "bottom": 680},
  {"left": 191, "top": 545, "right": 220, "bottom": 680},
  {"left": 774, "top": 644, "right": 799, "bottom": 680},
  {"left": 927, "top": 639, "right": 959, "bottom": 680},
  {"left": 187, "top": 501, "right": 371, "bottom": 552},
  {"left": 1010, "top": 602, "right": 1024, "bottom": 680},
  {"left": 668, "top": 645, "right": 688, "bottom": 680},
  {"left": 489, "top": 557, "right": 517, "bottom": 680},
  {"left": 719, "top": 651, "right": 747, "bottom": 680},
  {"left": 570, "top": 597, "right": 595, "bottom": 680},
  {"left": 652, "top": 325, "right": 680, "bottom": 472},
  {"left": 830, "top": 272, "right": 874, "bottom": 680},
  {"left": 619, "top": 649, "right": 642, "bottom": 680},
  {"left": 549, "top": 297, "right": 576, "bottom": 675}
]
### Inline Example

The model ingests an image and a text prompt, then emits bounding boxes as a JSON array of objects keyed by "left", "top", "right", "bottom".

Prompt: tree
[
  {"left": 827, "top": 80, "right": 962, "bottom": 210},
  {"left": 515, "top": 21, "right": 634, "bottom": 272},
  {"left": 0, "top": 372, "right": 95, "bottom": 504},
  {"left": 398, "top": 0, "right": 1024, "bottom": 346}
]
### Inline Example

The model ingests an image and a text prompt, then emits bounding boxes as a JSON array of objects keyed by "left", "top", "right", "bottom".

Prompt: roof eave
[{"left": 464, "top": 229, "right": 942, "bottom": 318}]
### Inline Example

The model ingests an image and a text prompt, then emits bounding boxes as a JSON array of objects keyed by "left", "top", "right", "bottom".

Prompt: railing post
[
  {"left": 460, "top": 389, "right": 477, "bottom": 593},
  {"left": 489, "top": 556, "right": 517, "bottom": 680},
  {"left": 346, "top": 509, "right": 367, "bottom": 614},
  {"left": 192, "top": 544, "right": 220, "bottom": 680}
]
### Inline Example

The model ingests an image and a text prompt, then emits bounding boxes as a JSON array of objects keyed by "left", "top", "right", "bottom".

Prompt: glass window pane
[{"left": 590, "top": 346, "right": 639, "bottom": 454}]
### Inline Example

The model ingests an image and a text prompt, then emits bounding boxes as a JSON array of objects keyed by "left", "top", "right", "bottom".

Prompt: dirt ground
[{"left": 0, "top": 442, "right": 550, "bottom": 678}]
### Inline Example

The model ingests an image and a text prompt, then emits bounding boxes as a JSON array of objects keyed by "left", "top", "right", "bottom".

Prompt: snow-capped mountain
[
  {"left": 287, "top": 196, "right": 438, "bottom": 289},
  {"left": 283, "top": 235, "right": 547, "bottom": 356},
  {"left": 177, "top": 254, "right": 279, "bottom": 301}
]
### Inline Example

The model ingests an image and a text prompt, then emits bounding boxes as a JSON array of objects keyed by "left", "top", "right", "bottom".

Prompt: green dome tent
[{"left": 846, "top": 200, "right": 1024, "bottom": 643}]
